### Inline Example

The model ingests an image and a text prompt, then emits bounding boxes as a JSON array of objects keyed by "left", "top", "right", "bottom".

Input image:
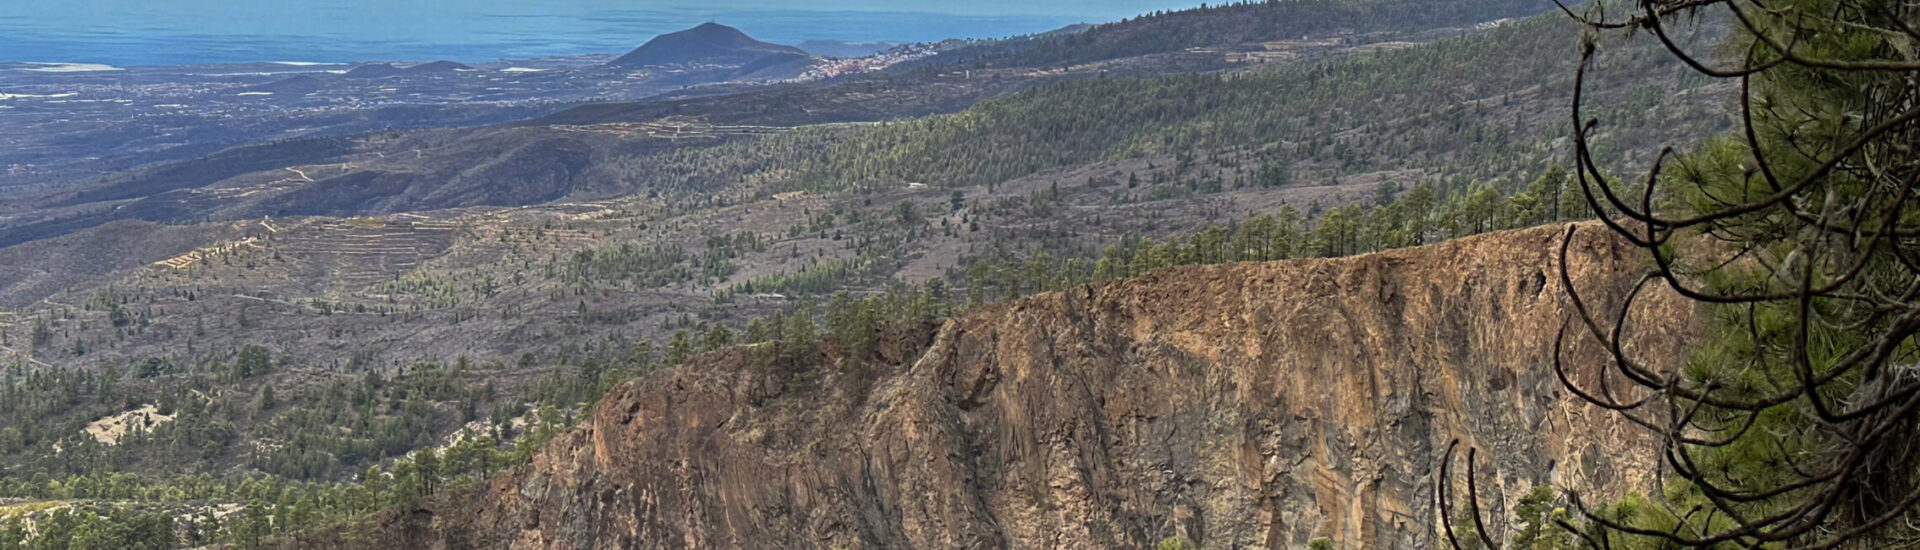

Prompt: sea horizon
[{"left": 0, "top": 1, "right": 1197, "bottom": 67}]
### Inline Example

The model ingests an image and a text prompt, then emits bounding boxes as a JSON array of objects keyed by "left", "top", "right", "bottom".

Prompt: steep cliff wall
[{"left": 304, "top": 223, "right": 1698, "bottom": 549}]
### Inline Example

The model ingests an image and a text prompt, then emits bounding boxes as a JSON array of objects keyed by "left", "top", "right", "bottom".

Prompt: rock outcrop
[{"left": 300, "top": 223, "right": 1697, "bottom": 549}]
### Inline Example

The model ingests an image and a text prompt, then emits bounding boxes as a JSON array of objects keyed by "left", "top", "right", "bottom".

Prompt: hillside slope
[
  {"left": 289, "top": 223, "right": 1698, "bottom": 549},
  {"left": 910, "top": 0, "right": 1554, "bottom": 70},
  {"left": 0, "top": 3, "right": 1700, "bottom": 253}
]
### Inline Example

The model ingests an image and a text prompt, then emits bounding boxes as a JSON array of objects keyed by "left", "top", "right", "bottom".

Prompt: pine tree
[
  {"left": 665, "top": 329, "right": 693, "bottom": 365},
  {"left": 1538, "top": 0, "right": 1920, "bottom": 547}
]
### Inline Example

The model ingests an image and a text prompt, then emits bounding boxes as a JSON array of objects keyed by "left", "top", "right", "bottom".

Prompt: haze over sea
[{"left": 0, "top": 0, "right": 1197, "bottom": 67}]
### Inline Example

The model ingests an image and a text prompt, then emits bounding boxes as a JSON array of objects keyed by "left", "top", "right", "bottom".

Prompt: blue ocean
[{"left": 0, "top": 0, "right": 1195, "bottom": 67}]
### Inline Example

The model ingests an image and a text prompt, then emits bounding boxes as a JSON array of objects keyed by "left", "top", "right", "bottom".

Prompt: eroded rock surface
[{"left": 299, "top": 223, "right": 1695, "bottom": 549}]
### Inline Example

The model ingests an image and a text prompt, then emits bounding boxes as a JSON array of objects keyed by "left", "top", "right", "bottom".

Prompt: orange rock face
[{"left": 296, "top": 223, "right": 1695, "bottom": 550}]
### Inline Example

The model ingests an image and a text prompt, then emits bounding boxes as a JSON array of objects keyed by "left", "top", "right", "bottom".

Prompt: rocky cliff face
[{"left": 302, "top": 223, "right": 1698, "bottom": 550}]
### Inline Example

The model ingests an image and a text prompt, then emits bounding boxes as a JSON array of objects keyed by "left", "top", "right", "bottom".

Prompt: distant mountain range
[{"left": 608, "top": 22, "right": 811, "bottom": 69}]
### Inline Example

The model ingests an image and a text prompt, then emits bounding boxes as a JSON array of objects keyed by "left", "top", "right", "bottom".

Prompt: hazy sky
[{"left": 0, "top": 0, "right": 1205, "bottom": 65}]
